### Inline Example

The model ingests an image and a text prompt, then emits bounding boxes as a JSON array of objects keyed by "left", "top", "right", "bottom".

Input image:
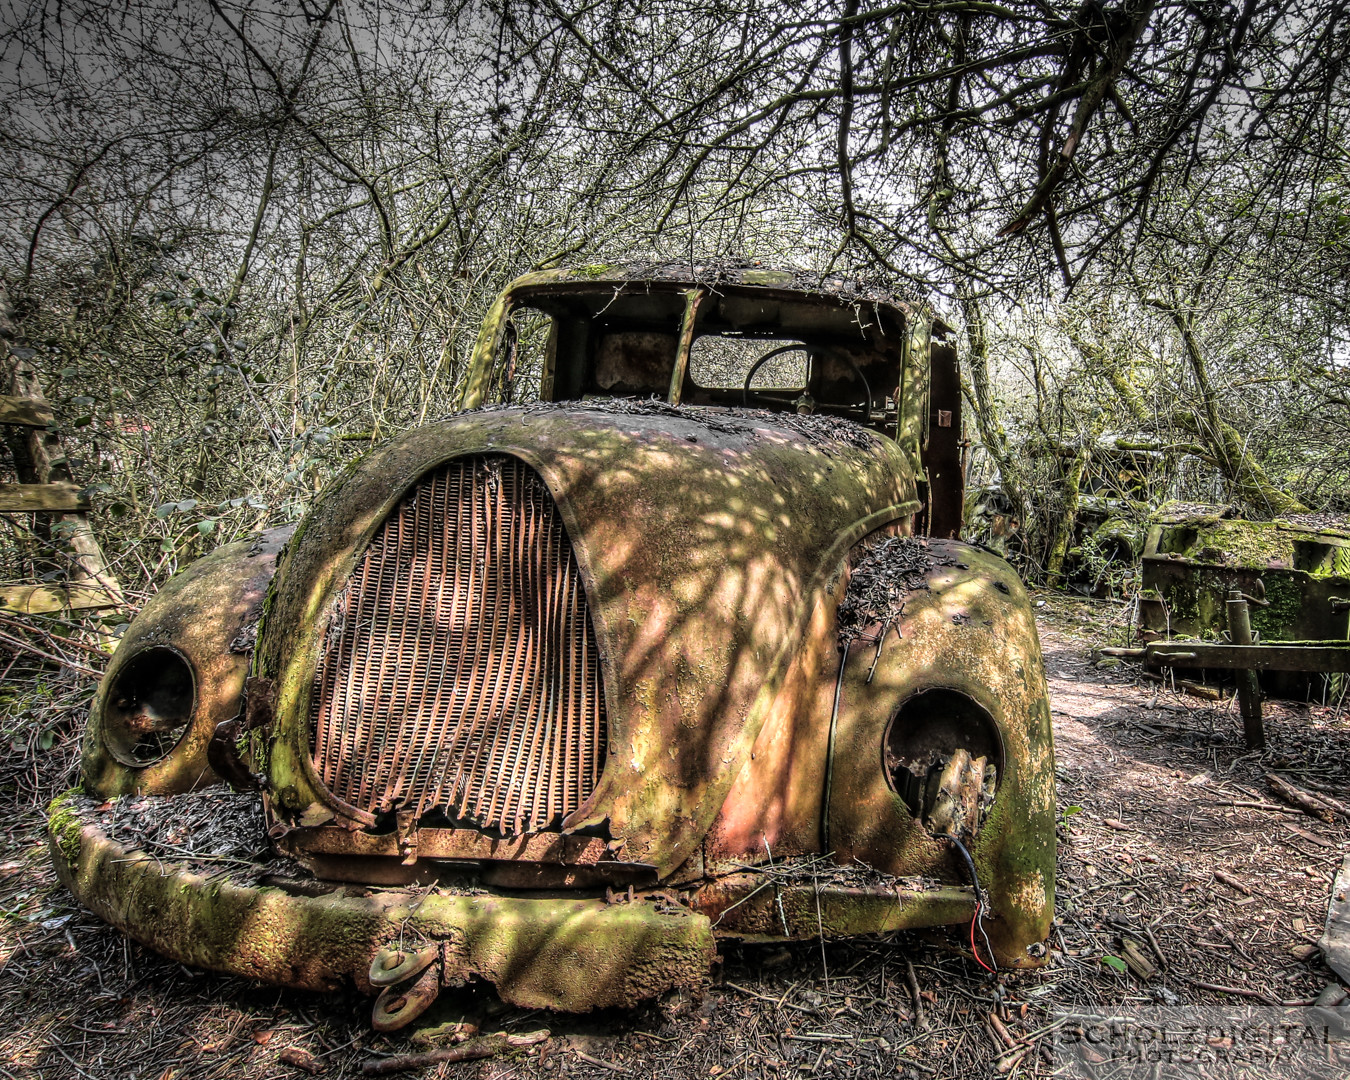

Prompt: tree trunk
[
  {"left": 1045, "top": 440, "right": 1090, "bottom": 587},
  {"left": 960, "top": 290, "right": 1022, "bottom": 513},
  {"left": 1065, "top": 330, "right": 1150, "bottom": 428},
  {"left": 1154, "top": 295, "right": 1307, "bottom": 517}
]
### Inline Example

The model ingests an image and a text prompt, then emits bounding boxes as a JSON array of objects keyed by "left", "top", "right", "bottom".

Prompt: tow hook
[{"left": 369, "top": 944, "right": 442, "bottom": 1031}]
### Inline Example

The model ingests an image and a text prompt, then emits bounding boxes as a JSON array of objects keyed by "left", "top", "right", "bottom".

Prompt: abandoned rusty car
[{"left": 49, "top": 264, "right": 1056, "bottom": 1026}]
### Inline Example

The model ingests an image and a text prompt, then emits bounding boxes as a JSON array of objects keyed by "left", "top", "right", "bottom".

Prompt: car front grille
[{"left": 308, "top": 453, "right": 607, "bottom": 835}]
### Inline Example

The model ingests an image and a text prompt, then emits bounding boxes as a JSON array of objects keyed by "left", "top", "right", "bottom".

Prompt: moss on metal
[
  {"left": 56, "top": 263, "right": 1059, "bottom": 999},
  {"left": 1252, "top": 574, "right": 1305, "bottom": 638},
  {"left": 257, "top": 405, "right": 920, "bottom": 876},
  {"left": 1157, "top": 517, "right": 1350, "bottom": 571},
  {"left": 48, "top": 792, "right": 715, "bottom": 1010},
  {"left": 81, "top": 525, "right": 294, "bottom": 799},
  {"left": 824, "top": 541, "right": 1055, "bottom": 966},
  {"left": 47, "top": 789, "right": 85, "bottom": 863},
  {"left": 1141, "top": 513, "right": 1350, "bottom": 643}
]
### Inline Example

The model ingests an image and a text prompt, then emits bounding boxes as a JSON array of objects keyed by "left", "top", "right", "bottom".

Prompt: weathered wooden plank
[
  {"left": 1146, "top": 641, "right": 1350, "bottom": 673},
  {"left": 0, "top": 395, "right": 54, "bottom": 428},
  {"left": 0, "top": 583, "right": 119, "bottom": 614},
  {"left": 0, "top": 481, "right": 89, "bottom": 512}
]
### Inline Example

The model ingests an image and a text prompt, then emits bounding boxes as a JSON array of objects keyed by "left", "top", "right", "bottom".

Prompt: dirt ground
[{"left": 2, "top": 591, "right": 1348, "bottom": 1079}]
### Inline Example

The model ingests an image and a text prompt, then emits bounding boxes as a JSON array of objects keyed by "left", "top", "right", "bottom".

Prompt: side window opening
[{"left": 492, "top": 309, "right": 555, "bottom": 404}]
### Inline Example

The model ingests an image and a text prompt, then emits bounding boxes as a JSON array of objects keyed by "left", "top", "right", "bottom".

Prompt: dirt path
[{"left": 2, "top": 594, "right": 1348, "bottom": 1078}]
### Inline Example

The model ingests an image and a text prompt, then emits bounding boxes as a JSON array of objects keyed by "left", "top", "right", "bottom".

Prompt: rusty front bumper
[
  {"left": 47, "top": 791, "right": 714, "bottom": 1012},
  {"left": 49, "top": 791, "right": 988, "bottom": 1012}
]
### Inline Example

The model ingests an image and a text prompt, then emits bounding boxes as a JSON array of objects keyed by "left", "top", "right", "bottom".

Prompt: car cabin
[{"left": 457, "top": 263, "right": 965, "bottom": 537}]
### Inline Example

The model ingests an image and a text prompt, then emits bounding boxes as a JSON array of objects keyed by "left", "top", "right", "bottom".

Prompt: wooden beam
[
  {"left": 0, "top": 583, "right": 119, "bottom": 614},
  {"left": 0, "top": 395, "right": 54, "bottom": 428},
  {"left": 1145, "top": 641, "right": 1350, "bottom": 673},
  {"left": 0, "top": 482, "right": 89, "bottom": 513}
]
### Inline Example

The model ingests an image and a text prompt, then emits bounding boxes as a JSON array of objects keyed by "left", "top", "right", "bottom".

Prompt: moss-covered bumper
[{"left": 47, "top": 791, "right": 715, "bottom": 1011}]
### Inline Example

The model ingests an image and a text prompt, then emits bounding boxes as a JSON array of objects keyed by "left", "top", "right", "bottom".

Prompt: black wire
[
  {"left": 821, "top": 648, "right": 848, "bottom": 855},
  {"left": 946, "top": 832, "right": 997, "bottom": 973}
]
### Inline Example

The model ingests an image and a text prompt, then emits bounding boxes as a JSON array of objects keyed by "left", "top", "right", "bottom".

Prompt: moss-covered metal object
[
  {"left": 51, "top": 262, "right": 1054, "bottom": 1019},
  {"left": 48, "top": 792, "right": 714, "bottom": 1010},
  {"left": 80, "top": 526, "right": 294, "bottom": 796},
  {"left": 1138, "top": 505, "right": 1350, "bottom": 644}
]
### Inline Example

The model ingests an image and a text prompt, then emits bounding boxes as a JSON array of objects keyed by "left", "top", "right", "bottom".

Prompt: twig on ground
[
  {"left": 1267, "top": 773, "right": 1345, "bottom": 822},
  {"left": 0, "top": 626, "right": 103, "bottom": 677},
  {"left": 905, "top": 958, "right": 926, "bottom": 1031},
  {"left": 359, "top": 1031, "right": 548, "bottom": 1076}
]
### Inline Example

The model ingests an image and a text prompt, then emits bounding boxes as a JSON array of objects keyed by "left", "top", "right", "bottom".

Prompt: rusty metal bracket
[
  {"left": 922, "top": 750, "right": 988, "bottom": 840},
  {"left": 369, "top": 942, "right": 440, "bottom": 987},
  {"left": 206, "top": 719, "right": 262, "bottom": 792},
  {"left": 371, "top": 963, "right": 441, "bottom": 1032},
  {"left": 243, "top": 676, "right": 276, "bottom": 729},
  {"left": 395, "top": 808, "right": 419, "bottom": 866},
  {"left": 205, "top": 675, "right": 275, "bottom": 792}
]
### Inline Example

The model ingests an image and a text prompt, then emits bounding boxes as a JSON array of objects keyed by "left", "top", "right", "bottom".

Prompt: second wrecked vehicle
[{"left": 51, "top": 263, "right": 1056, "bottom": 1026}]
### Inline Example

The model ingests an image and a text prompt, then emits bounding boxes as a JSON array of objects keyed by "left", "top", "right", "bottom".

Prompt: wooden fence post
[{"left": 0, "top": 284, "right": 123, "bottom": 619}]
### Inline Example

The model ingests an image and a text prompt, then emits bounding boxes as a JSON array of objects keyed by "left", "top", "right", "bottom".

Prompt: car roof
[{"left": 498, "top": 260, "right": 950, "bottom": 333}]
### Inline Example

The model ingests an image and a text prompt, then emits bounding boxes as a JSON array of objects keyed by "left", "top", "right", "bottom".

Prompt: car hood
[{"left": 259, "top": 402, "right": 920, "bottom": 874}]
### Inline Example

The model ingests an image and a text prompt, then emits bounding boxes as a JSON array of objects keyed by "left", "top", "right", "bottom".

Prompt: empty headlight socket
[
  {"left": 883, "top": 687, "right": 1002, "bottom": 840},
  {"left": 102, "top": 645, "right": 197, "bottom": 767}
]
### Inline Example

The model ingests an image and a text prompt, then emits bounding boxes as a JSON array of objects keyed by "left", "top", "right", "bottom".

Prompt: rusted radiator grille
[{"left": 309, "top": 454, "right": 606, "bottom": 835}]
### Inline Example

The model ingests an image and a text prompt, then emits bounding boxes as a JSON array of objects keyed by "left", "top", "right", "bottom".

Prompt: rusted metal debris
[
  {"left": 52, "top": 262, "right": 1054, "bottom": 1021},
  {"left": 1137, "top": 507, "right": 1350, "bottom": 651}
]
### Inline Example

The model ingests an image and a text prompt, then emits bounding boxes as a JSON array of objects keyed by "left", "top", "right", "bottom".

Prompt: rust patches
[
  {"left": 481, "top": 397, "right": 883, "bottom": 455},
  {"left": 259, "top": 407, "right": 919, "bottom": 876},
  {"left": 824, "top": 540, "right": 1056, "bottom": 967},
  {"left": 702, "top": 534, "right": 1054, "bottom": 966},
  {"left": 62, "top": 265, "right": 1059, "bottom": 991}
]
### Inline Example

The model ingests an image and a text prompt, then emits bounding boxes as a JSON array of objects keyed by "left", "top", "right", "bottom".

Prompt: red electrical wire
[{"left": 969, "top": 901, "right": 997, "bottom": 974}]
